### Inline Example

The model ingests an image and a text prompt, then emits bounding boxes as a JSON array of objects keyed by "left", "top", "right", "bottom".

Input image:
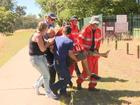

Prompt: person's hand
[{"left": 47, "top": 37, "right": 55, "bottom": 45}]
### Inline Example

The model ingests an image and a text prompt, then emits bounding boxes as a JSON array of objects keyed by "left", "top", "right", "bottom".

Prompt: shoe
[
  {"left": 45, "top": 91, "right": 59, "bottom": 100},
  {"left": 33, "top": 85, "right": 40, "bottom": 95},
  {"left": 88, "top": 88, "right": 100, "bottom": 91},
  {"left": 77, "top": 84, "right": 82, "bottom": 90},
  {"left": 33, "top": 83, "right": 40, "bottom": 95},
  {"left": 90, "top": 74, "right": 101, "bottom": 80}
]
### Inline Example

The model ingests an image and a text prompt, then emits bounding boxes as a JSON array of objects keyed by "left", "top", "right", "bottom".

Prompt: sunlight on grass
[{"left": 0, "top": 29, "right": 35, "bottom": 67}]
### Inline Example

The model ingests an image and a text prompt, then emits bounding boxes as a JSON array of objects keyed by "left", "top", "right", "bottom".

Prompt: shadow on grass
[
  {"left": 99, "top": 77, "right": 128, "bottom": 83},
  {"left": 60, "top": 88, "right": 140, "bottom": 105}
]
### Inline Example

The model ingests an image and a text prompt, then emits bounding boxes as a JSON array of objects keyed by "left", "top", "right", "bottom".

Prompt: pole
[
  {"left": 127, "top": 43, "right": 129, "bottom": 54},
  {"left": 137, "top": 45, "right": 140, "bottom": 59},
  {"left": 115, "top": 40, "right": 118, "bottom": 50},
  {"left": 107, "top": 38, "right": 109, "bottom": 44}
]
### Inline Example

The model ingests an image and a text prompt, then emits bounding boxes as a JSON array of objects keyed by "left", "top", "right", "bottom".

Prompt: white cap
[{"left": 89, "top": 16, "right": 100, "bottom": 24}]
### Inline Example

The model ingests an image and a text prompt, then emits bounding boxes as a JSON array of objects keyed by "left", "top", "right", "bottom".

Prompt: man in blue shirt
[{"left": 50, "top": 25, "right": 78, "bottom": 96}]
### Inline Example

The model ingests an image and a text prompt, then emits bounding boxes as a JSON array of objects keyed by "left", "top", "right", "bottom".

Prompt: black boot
[{"left": 90, "top": 74, "right": 101, "bottom": 80}]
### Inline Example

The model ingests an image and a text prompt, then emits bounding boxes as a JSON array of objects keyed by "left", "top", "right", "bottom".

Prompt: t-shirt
[
  {"left": 44, "top": 20, "right": 55, "bottom": 28},
  {"left": 54, "top": 35, "right": 73, "bottom": 62}
]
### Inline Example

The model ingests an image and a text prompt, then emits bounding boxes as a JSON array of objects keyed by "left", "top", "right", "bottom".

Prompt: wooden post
[
  {"left": 137, "top": 45, "right": 140, "bottom": 59},
  {"left": 107, "top": 38, "right": 109, "bottom": 44},
  {"left": 115, "top": 40, "right": 118, "bottom": 50},
  {"left": 127, "top": 43, "right": 129, "bottom": 54}
]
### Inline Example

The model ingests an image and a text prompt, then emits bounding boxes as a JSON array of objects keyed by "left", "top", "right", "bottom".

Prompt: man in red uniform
[
  {"left": 76, "top": 16, "right": 102, "bottom": 91},
  {"left": 68, "top": 16, "right": 81, "bottom": 77}
]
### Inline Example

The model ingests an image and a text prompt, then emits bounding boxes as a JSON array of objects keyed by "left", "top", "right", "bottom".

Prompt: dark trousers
[
  {"left": 50, "top": 61, "right": 71, "bottom": 94},
  {"left": 48, "top": 65, "right": 56, "bottom": 85}
]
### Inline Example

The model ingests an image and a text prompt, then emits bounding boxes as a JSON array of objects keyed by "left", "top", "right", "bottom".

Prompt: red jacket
[
  {"left": 79, "top": 25, "right": 102, "bottom": 51},
  {"left": 69, "top": 23, "right": 83, "bottom": 52}
]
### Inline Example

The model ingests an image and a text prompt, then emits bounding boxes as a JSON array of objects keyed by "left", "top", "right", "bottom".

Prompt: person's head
[
  {"left": 37, "top": 21, "right": 48, "bottom": 35},
  {"left": 70, "top": 16, "right": 78, "bottom": 26},
  {"left": 44, "top": 12, "right": 57, "bottom": 25},
  {"left": 47, "top": 28, "right": 55, "bottom": 38},
  {"left": 63, "top": 25, "right": 71, "bottom": 35},
  {"left": 89, "top": 16, "right": 100, "bottom": 29}
]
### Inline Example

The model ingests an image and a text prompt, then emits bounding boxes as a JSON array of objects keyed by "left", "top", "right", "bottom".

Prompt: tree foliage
[
  {"left": 15, "top": 15, "right": 39, "bottom": 30},
  {"left": 0, "top": 7, "right": 16, "bottom": 32},
  {"left": 0, "top": 0, "right": 39, "bottom": 33},
  {"left": 0, "top": 0, "right": 15, "bottom": 11},
  {"left": 36, "top": 0, "right": 140, "bottom": 20}
]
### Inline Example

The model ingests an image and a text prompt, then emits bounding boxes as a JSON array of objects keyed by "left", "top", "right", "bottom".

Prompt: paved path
[{"left": 0, "top": 47, "right": 60, "bottom": 105}]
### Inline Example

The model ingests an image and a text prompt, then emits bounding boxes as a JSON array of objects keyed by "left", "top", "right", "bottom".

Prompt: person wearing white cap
[{"left": 76, "top": 16, "right": 103, "bottom": 91}]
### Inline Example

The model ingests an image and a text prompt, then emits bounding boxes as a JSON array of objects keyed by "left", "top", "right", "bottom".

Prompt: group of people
[{"left": 29, "top": 12, "right": 109, "bottom": 100}]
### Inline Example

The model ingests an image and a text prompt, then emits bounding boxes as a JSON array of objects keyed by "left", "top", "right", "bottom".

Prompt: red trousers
[{"left": 76, "top": 55, "right": 99, "bottom": 88}]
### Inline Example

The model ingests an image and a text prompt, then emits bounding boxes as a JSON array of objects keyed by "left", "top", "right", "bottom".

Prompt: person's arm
[
  {"left": 44, "top": 37, "right": 55, "bottom": 48},
  {"left": 36, "top": 35, "right": 47, "bottom": 52}
]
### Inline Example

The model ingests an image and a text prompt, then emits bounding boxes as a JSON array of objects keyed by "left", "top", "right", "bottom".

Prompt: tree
[
  {"left": 0, "top": 0, "right": 15, "bottom": 11},
  {"left": 36, "top": 0, "right": 140, "bottom": 20},
  {"left": 113, "top": 0, "right": 140, "bottom": 14},
  {"left": 15, "top": 6, "right": 26, "bottom": 16},
  {"left": 19, "top": 15, "right": 39, "bottom": 29},
  {"left": 0, "top": 7, "right": 16, "bottom": 32}
]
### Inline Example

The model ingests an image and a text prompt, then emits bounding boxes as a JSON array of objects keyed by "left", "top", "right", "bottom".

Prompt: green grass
[{"left": 0, "top": 29, "right": 35, "bottom": 67}]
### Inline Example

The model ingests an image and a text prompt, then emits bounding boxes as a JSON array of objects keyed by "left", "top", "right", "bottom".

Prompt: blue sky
[{"left": 16, "top": 0, "right": 41, "bottom": 16}]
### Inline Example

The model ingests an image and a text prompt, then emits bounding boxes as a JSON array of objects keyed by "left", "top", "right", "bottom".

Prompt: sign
[
  {"left": 106, "top": 27, "right": 114, "bottom": 31},
  {"left": 115, "top": 22, "right": 128, "bottom": 33},
  {"left": 116, "top": 15, "right": 127, "bottom": 22}
]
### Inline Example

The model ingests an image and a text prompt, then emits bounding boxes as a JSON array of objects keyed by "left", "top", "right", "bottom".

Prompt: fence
[{"left": 78, "top": 14, "right": 140, "bottom": 39}]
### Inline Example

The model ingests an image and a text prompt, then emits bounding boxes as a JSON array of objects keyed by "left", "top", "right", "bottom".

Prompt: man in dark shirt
[
  {"left": 44, "top": 12, "right": 57, "bottom": 85},
  {"left": 50, "top": 25, "right": 78, "bottom": 96}
]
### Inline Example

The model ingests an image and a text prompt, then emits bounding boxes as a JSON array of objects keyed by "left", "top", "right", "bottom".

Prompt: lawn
[
  {"left": 0, "top": 29, "right": 35, "bottom": 67},
  {"left": 60, "top": 39, "right": 140, "bottom": 105}
]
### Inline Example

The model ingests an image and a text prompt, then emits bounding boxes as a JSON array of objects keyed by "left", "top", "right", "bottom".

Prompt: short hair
[
  {"left": 63, "top": 25, "right": 71, "bottom": 35},
  {"left": 37, "top": 22, "right": 48, "bottom": 32}
]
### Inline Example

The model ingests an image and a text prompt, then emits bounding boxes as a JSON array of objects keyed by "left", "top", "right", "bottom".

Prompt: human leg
[{"left": 30, "top": 56, "right": 58, "bottom": 99}]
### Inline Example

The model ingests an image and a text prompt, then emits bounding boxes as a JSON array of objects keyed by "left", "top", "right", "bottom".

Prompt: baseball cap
[
  {"left": 47, "top": 12, "right": 57, "bottom": 19},
  {"left": 70, "top": 16, "right": 78, "bottom": 21}
]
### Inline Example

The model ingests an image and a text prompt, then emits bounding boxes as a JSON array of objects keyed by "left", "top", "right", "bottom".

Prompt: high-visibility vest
[
  {"left": 69, "top": 23, "right": 79, "bottom": 43},
  {"left": 79, "top": 25, "right": 102, "bottom": 50},
  {"left": 94, "top": 28, "right": 102, "bottom": 49},
  {"left": 69, "top": 24, "right": 84, "bottom": 52}
]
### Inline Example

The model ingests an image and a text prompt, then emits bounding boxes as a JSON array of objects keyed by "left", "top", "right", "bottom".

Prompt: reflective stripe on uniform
[
  {"left": 79, "top": 34, "right": 92, "bottom": 41},
  {"left": 82, "top": 44, "right": 91, "bottom": 49},
  {"left": 95, "top": 37, "right": 102, "bottom": 41}
]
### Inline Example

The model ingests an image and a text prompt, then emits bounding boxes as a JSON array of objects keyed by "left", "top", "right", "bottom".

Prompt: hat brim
[
  {"left": 49, "top": 16, "right": 57, "bottom": 19},
  {"left": 89, "top": 20, "right": 99, "bottom": 24}
]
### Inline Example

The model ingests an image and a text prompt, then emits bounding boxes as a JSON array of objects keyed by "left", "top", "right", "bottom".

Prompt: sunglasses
[{"left": 50, "top": 18, "right": 55, "bottom": 21}]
